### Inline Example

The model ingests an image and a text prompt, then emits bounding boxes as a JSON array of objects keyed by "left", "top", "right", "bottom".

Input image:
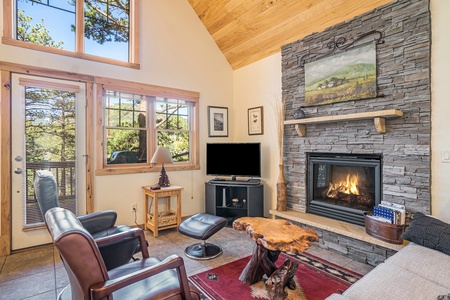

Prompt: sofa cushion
[
  {"left": 333, "top": 263, "right": 449, "bottom": 300},
  {"left": 385, "top": 243, "right": 450, "bottom": 288},
  {"left": 401, "top": 212, "right": 450, "bottom": 256}
]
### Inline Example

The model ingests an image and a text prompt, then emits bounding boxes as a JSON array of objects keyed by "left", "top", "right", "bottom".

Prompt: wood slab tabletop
[{"left": 233, "top": 217, "right": 319, "bottom": 254}]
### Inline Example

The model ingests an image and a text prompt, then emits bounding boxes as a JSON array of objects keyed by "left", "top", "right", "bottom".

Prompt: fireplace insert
[{"left": 307, "top": 153, "right": 382, "bottom": 226}]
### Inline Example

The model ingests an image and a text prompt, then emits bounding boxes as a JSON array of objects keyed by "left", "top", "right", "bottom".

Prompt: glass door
[{"left": 11, "top": 73, "right": 86, "bottom": 250}]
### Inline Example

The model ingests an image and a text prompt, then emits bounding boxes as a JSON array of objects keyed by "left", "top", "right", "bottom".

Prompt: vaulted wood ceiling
[{"left": 187, "top": 0, "right": 392, "bottom": 70}]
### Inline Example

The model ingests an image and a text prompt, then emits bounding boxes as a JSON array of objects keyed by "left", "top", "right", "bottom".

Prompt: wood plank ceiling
[{"left": 187, "top": 0, "right": 392, "bottom": 70}]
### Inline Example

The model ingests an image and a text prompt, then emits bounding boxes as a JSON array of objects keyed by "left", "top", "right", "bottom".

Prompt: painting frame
[
  {"left": 208, "top": 106, "right": 228, "bottom": 137},
  {"left": 248, "top": 106, "right": 264, "bottom": 135},
  {"left": 304, "top": 43, "right": 377, "bottom": 107}
]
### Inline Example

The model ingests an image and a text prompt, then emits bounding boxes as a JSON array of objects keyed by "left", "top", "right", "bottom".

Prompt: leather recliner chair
[
  {"left": 46, "top": 207, "right": 200, "bottom": 300},
  {"left": 34, "top": 169, "right": 144, "bottom": 270}
]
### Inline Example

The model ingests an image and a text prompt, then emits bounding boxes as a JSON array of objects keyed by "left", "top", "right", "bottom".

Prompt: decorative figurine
[{"left": 293, "top": 106, "right": 306, "bottom": 119}]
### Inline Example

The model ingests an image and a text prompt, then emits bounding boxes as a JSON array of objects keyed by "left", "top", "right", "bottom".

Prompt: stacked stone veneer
[
  {"left": 285, "top": 219, "right": 398, "bottom": 266},
  {"left": 281, "top": 0, "right": 431, "bottom": 220}
]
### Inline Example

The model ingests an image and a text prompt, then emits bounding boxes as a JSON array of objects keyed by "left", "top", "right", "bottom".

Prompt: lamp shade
[{"left": 150, "top": 147, "right": 174, "bottom": 164}]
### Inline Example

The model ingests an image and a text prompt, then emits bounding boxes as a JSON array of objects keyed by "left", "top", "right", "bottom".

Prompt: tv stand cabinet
[{"left": 205, "top": 181, "right": 264, "bottom": 226}]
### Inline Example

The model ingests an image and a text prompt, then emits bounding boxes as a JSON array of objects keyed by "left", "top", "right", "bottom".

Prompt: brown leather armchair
[{"left": 45, "top": 207, "right": 201, "bottom": 300}]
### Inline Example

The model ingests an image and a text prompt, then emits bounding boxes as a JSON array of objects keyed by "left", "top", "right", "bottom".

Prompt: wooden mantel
[{"left": 284, "top": 109, "right": 404, "bottom": 137}]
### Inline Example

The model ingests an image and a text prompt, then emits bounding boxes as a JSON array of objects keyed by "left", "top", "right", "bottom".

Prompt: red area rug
[{"left": 189, "top": 251, "right": 362, "bottom": 300}]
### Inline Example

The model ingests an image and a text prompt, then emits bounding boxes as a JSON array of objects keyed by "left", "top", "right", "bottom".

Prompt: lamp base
[{"left": 158, "top": 165, "right": 171, "bottom": 187}]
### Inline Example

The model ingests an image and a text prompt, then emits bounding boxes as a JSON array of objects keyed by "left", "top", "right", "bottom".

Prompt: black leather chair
[
  {"left": 46, "top": 207, "right": 200, "bottom": 300},
  {"left": 34, "top": 169, "right": 143, "bottom": 270}
]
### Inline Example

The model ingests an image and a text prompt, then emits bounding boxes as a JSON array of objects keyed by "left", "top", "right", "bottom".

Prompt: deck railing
[{"left": 25, "top": 161, "right": 76, "bottom": 225}]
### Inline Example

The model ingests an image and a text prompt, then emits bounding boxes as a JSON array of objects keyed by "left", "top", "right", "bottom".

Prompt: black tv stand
[{"left": 205, "top": 181, "right": 264, "bottom": 226}]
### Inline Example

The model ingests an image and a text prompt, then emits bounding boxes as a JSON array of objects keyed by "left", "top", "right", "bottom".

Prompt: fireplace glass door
[{"left": 307, "top": 153, "right": 381, "bottom": 226}]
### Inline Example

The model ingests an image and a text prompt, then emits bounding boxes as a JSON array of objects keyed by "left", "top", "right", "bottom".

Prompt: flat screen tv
[{"left": 206, "top": 143, "right": 261, "bottom": 179}]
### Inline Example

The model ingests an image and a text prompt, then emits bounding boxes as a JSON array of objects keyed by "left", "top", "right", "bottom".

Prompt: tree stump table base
[
  {"left": 266, "top": 258, "right": 298, "bottom": 300},
  {"left": 233, "top": 217, "right": 319, "bottom": 300}
]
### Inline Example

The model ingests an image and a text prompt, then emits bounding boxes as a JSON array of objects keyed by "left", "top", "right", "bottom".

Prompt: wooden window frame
[
  {"left": 95, "top": 77, "right": 200, "bottom": 176},
  {"left": 2, "top": 0, "right": 140, "bottom": 69}
]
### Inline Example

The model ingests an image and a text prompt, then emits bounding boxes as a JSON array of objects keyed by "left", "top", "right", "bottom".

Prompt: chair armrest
[
  {"left": 90, "top": 255, "right": 192, "bottom": 300},
  {"left": 95, "top": 227, "right": 149, "bottom": 258},
  {"left": 77, "top": 210, "right": 117, "bottom": 234}
]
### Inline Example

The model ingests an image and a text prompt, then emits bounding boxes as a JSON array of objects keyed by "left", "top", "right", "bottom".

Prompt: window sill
[
  {"left": 95, "top": 163, "right": 200, "bottom": 176},
  {"left": 2, "top": 37, "right": 140, "bottom": 69}
]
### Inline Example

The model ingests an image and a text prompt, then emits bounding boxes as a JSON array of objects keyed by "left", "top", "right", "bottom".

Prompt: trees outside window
[
  {"left": 3, "top": 0, "right": 139, "bottom": 67},
  {"left": 82, "top": 0, "right": 130, "bottom": 60},
  {"left": 155, "top": 99, "right": 192, "bottom": 163},
  {"left": 104, "top": 91, "right": 147, "bottom": 164},
  {"left": 25, "top": 86, "right": 77, "bottom": 224},
  {"left": 96, "top": 78, "right": 200, "bottom": 175}
]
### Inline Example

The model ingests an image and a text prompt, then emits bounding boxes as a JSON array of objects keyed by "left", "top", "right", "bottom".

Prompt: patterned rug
[{"left": 189, "top": 251, "right": 362, "bottom": 300}]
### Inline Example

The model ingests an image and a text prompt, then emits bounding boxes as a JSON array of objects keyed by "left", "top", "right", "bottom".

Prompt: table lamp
[{"left": 150, "top": 146, "right": 174, "bottom": 187}]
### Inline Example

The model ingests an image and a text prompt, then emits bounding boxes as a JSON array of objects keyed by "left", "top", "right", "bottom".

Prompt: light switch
[{"left": 442, "top": 149, "right": 450, "bottom": 163}]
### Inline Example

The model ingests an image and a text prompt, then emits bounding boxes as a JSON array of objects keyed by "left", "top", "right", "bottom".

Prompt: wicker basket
[{"left": 147, "top": 210, "right": 177, "bottom": 228}]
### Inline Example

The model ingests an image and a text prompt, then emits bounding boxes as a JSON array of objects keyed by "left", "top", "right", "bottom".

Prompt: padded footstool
[{"left": 178, "top": 213, "right": 227, "bottom": 260}]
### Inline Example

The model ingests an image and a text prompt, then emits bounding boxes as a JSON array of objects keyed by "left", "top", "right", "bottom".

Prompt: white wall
[
  {"left": 233, "top": 53, "right": 282, "bottom": 215},
  {"left": 0, "top": 0, "right": 234, "bottom": 226},
  {"left": 430, "top": 0, "right": 450, "bottom": 218}
]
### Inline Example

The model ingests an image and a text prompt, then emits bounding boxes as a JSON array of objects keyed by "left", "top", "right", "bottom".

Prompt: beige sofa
[{"left": 327, "top": 213, "right": 450, "bottom": 300}]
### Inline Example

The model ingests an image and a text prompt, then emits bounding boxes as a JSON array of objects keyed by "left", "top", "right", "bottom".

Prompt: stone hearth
[{"left": 270, "top": 209, "right": 402, "bottom": 266}]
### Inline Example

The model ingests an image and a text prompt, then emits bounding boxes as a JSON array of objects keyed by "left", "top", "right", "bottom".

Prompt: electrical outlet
[
  {"left": 442, "top": 149, "right": 450, "bottom": 163},
  {"left": 131, "top": 203, "right": 137, "bottom": 212}
]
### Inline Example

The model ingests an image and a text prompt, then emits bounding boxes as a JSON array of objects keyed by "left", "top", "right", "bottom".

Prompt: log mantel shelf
[{"left": 284, "top": 109, "right": 404, "bottom": 137}]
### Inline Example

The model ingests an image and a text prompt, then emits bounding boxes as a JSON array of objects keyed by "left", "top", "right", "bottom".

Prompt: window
[
  {"left": 2, "top": 0, "right": 140, "bottom": 68},
  {"left": 155, "top": 99, "right": 192, "bottom": 162},
  {"left": 104, "top": 91, "right": 147, "bottom": 164},
  {"left": 96, "top": 77, "right": 200, "bottom": 175}
]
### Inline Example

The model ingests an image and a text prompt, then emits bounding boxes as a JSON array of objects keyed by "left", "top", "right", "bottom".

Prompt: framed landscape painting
[
  {"left": 304, "top": 43, "right": 377, "bottom": 106},
  {"left": 208, "top": 106, "right": 228, "bottom": 137}
]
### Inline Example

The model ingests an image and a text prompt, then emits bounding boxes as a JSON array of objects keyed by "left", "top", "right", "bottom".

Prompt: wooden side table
[{"left": 142, "top": 185, "right": 183, "bottom": 237}]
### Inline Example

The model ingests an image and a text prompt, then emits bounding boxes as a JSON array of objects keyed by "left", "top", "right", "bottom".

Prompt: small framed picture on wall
[
  {"left": 248, "top": 106, "right": 264, "bottom": 135},
  {"left": 208, "top": 106, "right": 228, "bottom": 137}
]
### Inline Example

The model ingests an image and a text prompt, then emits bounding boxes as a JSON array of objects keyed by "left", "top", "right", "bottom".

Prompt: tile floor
[{"left": 0, "top": 226, "right": 374, "bottom": 300}]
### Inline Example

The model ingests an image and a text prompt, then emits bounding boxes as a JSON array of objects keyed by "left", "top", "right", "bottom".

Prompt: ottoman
[{"left": 178, "top": 213, "right": 227, "bottom": 260}]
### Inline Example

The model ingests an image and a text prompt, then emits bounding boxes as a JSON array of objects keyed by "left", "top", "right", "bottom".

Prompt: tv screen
[{"left": 206, "top": 143, "right": 261, "bottom": 178}]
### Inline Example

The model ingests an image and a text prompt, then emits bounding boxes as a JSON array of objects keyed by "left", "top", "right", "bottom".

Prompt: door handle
[{"left": 14, "top": 168, "right": 23, "bottom": 174}]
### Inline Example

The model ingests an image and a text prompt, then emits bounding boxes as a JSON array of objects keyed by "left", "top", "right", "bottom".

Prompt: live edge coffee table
[{"left": 233, "top": 217, "right": 319, "bottom": 300}]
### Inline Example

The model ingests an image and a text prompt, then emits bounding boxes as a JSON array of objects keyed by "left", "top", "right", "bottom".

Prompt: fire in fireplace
[
  {"left": 323, "top": 166, "right": 374, "bottom": 208},
  {"left": 307, "top": 153, "right": 382, "bottom": 226}
]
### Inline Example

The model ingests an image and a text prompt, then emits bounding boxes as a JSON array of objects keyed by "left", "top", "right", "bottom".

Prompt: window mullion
[
  {"left": 76, "top": 0, "right": 84, "bottom": 54},
  {"left": 147, "top": 96, "right": 156, "bottom": 163},
  {"left": 118, "top": 98, "right": 122, "bottom": 127},
  {"left": 129, "top": 0, "right": 139, "bottom": 64},
  {"left": 105, "top": 125, "right": 134, "bottom": 130}
]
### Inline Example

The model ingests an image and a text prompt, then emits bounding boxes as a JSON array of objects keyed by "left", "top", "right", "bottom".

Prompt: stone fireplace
[
  {"left": 273, "top": 0, "right": 431, "bottom": 265},
  {"left": 307, "top": 153, "right": 381, "bottom": 226},
  {"left": 281, "top": 0, "right": 431, "bottom": 226}
]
